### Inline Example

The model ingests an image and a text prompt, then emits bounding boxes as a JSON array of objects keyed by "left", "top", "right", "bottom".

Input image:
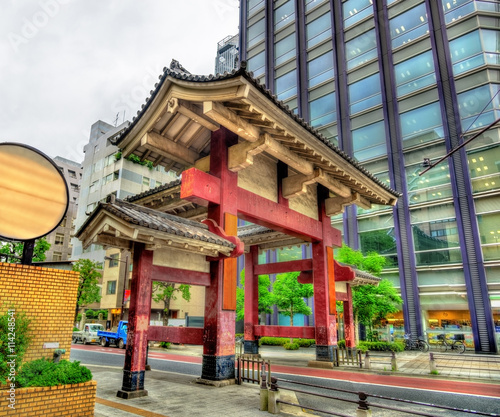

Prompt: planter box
[{"left": 0, "top": 380, "right": 96, "bottom": 417}]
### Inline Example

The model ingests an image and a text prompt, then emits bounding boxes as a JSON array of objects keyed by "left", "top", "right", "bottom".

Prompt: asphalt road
[{"left": 70, "top": 345, "right": 500, "bottom": 417}]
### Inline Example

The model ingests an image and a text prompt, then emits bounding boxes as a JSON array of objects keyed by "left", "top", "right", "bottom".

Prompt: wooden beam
[
  {"left": 147, "top": 326, "right": 204, "bottom": 345},
  {"left": 227, "top": 136, "right": 268, "bottom": 171},
  {"left": 254, "top": 325, "right": 315, "bottom": 339},
  {"left": 150, "top": 264, "right": 211, "bottom": 286},
  {"left": 173, "top": 99, "right": 220, "bottom": 132},
  {"left": 194, "top": 155, "right": 210, "bottom": 172},
  {"left": 254, "top": 259, "right": 312, "bottom": 276},
  {"left": 180, "top": 167, "right": 221, "bottom": 207},
  {"left": 203, "top": 101, "right": 261, "bottom": 142},
  {"left": 262, "top": 133, "right": 314, "bottom": 175},
  {"left": 282, "top": 168, "right": 351, "bottom": 199},
  {"left": 141, "top": 131, "right": 199, "bottom": 166}
]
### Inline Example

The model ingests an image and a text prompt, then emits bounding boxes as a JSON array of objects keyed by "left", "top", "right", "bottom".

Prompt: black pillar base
[
  {"left": 315, "top": 345, "right": 334, "bottom": 362},
  {"left": 201, "top": 354, "right": 235, "bottom": 381},
  {"left": 118, "top": 369, "right": 147, "bottom": 399},
  {"left": 244, "top": 340, "right": 259, "bottom": 355}
]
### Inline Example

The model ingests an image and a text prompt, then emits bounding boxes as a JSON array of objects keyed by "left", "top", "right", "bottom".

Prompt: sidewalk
[{"left": 89, "top": 345, "right": 500, "bottom": 417}]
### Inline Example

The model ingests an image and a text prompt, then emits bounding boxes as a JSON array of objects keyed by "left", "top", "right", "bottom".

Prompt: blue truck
[{"left": 97, "top": 320, "right": 128, "bottom": 348}]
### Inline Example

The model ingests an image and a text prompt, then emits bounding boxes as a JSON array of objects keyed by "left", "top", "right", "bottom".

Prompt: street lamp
[{"left": 104, "top": 252, "right": 130, "bottom": 321}]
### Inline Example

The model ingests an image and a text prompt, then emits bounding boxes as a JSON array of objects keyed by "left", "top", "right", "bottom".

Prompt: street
[{"left": 70, "top": 345, "right": 500, "bottom": 416}]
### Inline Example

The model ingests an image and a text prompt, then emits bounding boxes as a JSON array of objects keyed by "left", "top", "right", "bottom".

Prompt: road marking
[{"left": 96, "top": 397, "right": 170, "bottom": 417}]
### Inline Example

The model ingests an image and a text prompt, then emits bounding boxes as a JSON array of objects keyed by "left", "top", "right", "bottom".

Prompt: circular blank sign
[{"left": 0, "top": 143, "right": 69, "bottom": 241}]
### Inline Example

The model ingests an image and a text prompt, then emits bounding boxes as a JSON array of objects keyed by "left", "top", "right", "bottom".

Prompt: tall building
[
  {"left": 239, "top": 0, "right": 500, "bottom": 352},
  {"left": 215, "top": 34, "right": 240, "bottom": 74},
  {"left": 44, "top": 156, "right": 82, "bottom": 262},
  {"left": 72, "top": 120, "right": 177, "bottom": 323}
]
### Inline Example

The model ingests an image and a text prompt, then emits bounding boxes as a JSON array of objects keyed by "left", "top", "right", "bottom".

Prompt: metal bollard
[
  {"left": 260, "top": 374, "right": 268, "bottom": 411},
  {"left": 53, "top": 349, "right": 66, "bottom": 363},
  {"left": 391, "top": 351, "right": 398, "bottom": 372},
  {"left": 356, "top": 392, "right": 372, "bottom": 417},
  {"left": 429, "top": 352, "right": 438, "bottom": 373},
  {"left": 364, "top": 351, "right": 371, "bottom": 369},
  {"left": 268, "top": 377, "right": 280, "bottom": 414}
]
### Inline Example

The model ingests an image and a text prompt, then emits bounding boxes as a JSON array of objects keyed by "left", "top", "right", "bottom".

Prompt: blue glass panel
[
  {"left": 390, "top": 3, "right": 429, "bottom": 48},
  {"left": 349, "top": 73, "right": 382, "bottom": 114},
  {"left": 458, "top": 85, "right": 499, "bottom": 130},
  {"left": 248, "top": 51, "right": 265, "bottom": 78},
  {"left": 343, "top": 0, "right": 374, "bottom": 28},
  {"left": 307, "top": 51, "right": 334, "bottom": 88},
  {"left": 275, "top": 1, "right": 295, "bottom": 31},
  {"left": 276, "top": 70, "right": 297, "bottom": 100},
  {"left": 442, "top": 0, "right": 475, "bottom": 24},
  {"left": 482, "top": 29, "right": 500, "bottom": 53},
  {"left": 352, "top": 121, "right": 387, "bottom": 161},
  {"left": 275, "top": 33, "right": 296, "bottom": 66},
  {"left": 401, "top": 102, "right": 444, "bottom": 147},
  {"left": 306, "top": 12, "right": 332, "bottom": 49},
  {"left": 395, "top": 51, "right": 436, "bottom": 96},
  {"left": 305, "top": 0, "right": 327, "bottom": 12},
  {"left": 346, "top": 29, "right": 377, "bottom": 70},
  {"left": 248, "top": 19, "right": 265, "bottom": 48},
  {"left": 310, "top": 93, "right": 337, "bottom": 127},
  {"left": 248, "top": 0, "right": 265, "bottom": 16}
]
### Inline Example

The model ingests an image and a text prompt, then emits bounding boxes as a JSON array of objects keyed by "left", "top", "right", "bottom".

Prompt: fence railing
[
  {"left": 235, "top": 354, "right": 271, "bottom": 386},
  {"left": 263, "top": 377, "right": 499, "bottom": 416},
  {"left": 333, "top": 346, "right": 362, "bottom": 367}
]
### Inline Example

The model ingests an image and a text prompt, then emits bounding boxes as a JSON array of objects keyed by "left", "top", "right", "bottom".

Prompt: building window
[
  {"left": 274, "top": 1, "right": 295, "bottom": 31},
  {"left": 89, "top": 180, "right": 99, "bottom": 193},
  {"left": 104, "top": 154, "right": 116, "bottom": 167},
  {"left": 275, "top": 69, "right": 297, "bottom": 101},
  {"left": 307, "top": 51, "right": 334, "bottom": 88},
  {"left": 457, "top": 84, "right": 500, "bottom": 132},
  {"left": 247, "top": 18, "right": 265, "bottom": 48},
  {"left": 55, "top": 233, "right": 64, "bottom": 245},
  {"left": 108, "top": 253, "right": 119, "bottom": 268},
  {"left": 53, "top": 252, "right": 62, "bottom": 261},
  {"left": 142, "top": 176, "right": 150, "bottom": 187},
  {"left": 400, "top": 102, "right": 444, "bottom": 149},
  {"left": 103, "top": 171, "right": 119, "bottom": 185},
  {"left": 275, "top": 33, "right": 296, "bottom": 66},
  {"left": 107, "top": 280, "right": 117, "bottom": 295},
  {"left": 248, "top": 51, "right": 266, "bottom": 78},
  {"left": 468, "top": 146, "right": 500, "bottom": 194},
  {"left": 348, "top": 73, "right": 382, "bottom": 115},
  {"left": 70, "top": 183, "right": 79, "bottom": 193},
  {"left": 345, "top": 29, "right": 377, "bottom": 70},
  {"left": 248, "top": 0, "right": 264, "bottom": 16},
  {"left": 309, "top": 92, "right": 337, "bottom": 128},
  {"left": 389, "top": 3, "right": 429, "bottom": 49},
  {"left": 343, "top": 0, "right": 374, "bottom": 29},
  {"left": 68, "top": 170, "right": 77, "bottom": 178},
  {"left": 395, "top": 50, "right": 436, "bottom": 97},
  {"left": 352, "top": 121, "right": 387, "bottom": 162},
  {"left": 306, "top": 12, "right": 331, "bottom": 49}
]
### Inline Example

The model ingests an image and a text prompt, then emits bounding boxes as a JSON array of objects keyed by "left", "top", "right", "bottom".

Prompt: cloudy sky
[{"left": 0, "top": 0, "right": 239, "bottom": 164}]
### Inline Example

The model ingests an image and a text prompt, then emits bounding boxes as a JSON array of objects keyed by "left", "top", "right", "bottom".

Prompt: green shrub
[
  {"left": 16, "top": 359, "right": 92, "bottom": 388},
  {"left": 284, "top": 342, "right": 300, "bottom": 350},
  {"left": 159, "top": 342, "right": 171, "bottom": 349},
  {"left": 295, "top": 339, "right": 315, "bottom": 347},
  {"left": 358, "top": 341, "right": 404, "bottom": 352},
  {"left": 338, "top": 340, "right": 346, "bottom": 348},
  {"left": 259, "top": 337, "right": 287, "bottom": 346},
  {"left": 0, "top": 308, "right": 32, "bottom": 386}
]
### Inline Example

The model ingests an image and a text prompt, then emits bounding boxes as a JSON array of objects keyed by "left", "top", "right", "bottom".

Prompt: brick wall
[
  {"left": 0, "top": 380, "right": 96, "bottom": 417},
  {"left": 0, "top": 263, "right": 79, "bottom": 363}
]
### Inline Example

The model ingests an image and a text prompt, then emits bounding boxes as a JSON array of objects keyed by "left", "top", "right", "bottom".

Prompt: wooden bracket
[
  {"left": 283, "top": 168, "right": 351, "bottom": 199},
  {"left": 325, "top": 192, "right": 371, "bottom": 216},
  {"left": 202, "top": 218, "right": 245, "bottom": 260}
]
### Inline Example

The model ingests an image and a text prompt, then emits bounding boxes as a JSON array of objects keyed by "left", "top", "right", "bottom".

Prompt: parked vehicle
[
  {"left": 73, "top": 323, "right": 105, "bottom": 345},
  {"left": 403, "top": 333, "right": 429, "bottom": 352},
  {"left": 97, "top": 321, "right": 128, "bottom": 348},
  {"left": 437, "top": 333, "right": 466, "bottom": 354}
]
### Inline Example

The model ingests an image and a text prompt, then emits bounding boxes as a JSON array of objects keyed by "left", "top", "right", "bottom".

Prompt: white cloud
[{"left": 0, "top": 0, "right": 239, "bottom": 163}]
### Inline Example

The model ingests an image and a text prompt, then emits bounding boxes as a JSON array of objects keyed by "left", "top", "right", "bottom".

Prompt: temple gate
[{"left": 77, "top": 64, "right": 398, "bottom": 398}]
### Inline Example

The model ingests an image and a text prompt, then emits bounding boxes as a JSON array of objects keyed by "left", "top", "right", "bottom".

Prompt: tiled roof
[
  {"left": 111, "top": 62, "right": 400, "bottom": 198},
  {"left": 125, "top": 178, "right": 181, "bottom": 202},
  {"left": 76, "top": 198, "right": 235, "bottom": 249}
]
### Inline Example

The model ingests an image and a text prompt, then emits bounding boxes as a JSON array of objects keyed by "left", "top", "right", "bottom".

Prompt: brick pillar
[
  {"left": 118, "top": 243, "right": 152, "bottom": 398},
  {"left": 312, "top": 187, "right": 337, "bottom": 361},
  {"left": 344, "top": 285, "right": 355, "bottom": 348},
  {"left": 244, "top": 245, "right": 260, "bottom": 354},
  {"left": 202, "top": 127, "right": 239, "bottom": 381}
]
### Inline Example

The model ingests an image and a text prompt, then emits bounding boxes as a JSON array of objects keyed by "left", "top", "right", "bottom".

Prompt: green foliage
[
  {"left": 0, "top": 308, "right": 32, "bottom": 385},
  {"left": 152, "top": 282, "right": 191, "bottom": 325},
  {"left": 258, "top": 337, "right": 315, "bottom": 347},
  {"left": 358, "top": 341, "right": 404, "bottom": 352},
  {"left": 114, "top": 151, "right": 122, "bottom": 160},
  {"left": 338, "top": 340, "right": 346, "bottom": 349},
  {"left": 84, "top": 309, "right": 108, "bottom": 320},
  {"left": 73, "top": 327, "right": 79, "bottom": 332},
  {"left": 430, "top": 370, "right": 439, "bottom": 375},
  {"left": 236, "top": 270, "right": 274, "bottom": 322},
  {"left": 0, "top": 238, "right": 51, "bottom": 263},
  {"left": 283, "top": 342, "right": 300, "bottom": 350},
  {"left": 16, "top": 359, "right": 92, "bottom": 388},
  {"left": 335, "top": 244, "right": 386, "bottom": 276},
  {"left": 73, "top": 259, "right": 102, "bottom": 317},
  {"left": 272, "top": 272, "right": 313, "bottom": 326},
  {"left": 123, "top": 153, "right": 154, "bottom": 170},
  {"left": 159, "top": 341, "right": 171, "bottom": 349}
]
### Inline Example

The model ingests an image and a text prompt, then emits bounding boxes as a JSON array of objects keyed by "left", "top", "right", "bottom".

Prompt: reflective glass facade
[{"left": 240, "top": 0, "right": 500, "bottom": 352}]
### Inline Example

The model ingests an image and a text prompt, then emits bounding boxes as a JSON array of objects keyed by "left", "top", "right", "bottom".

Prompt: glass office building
[{"left": 239, "top": 0, "right": 500, "bottom": 352}]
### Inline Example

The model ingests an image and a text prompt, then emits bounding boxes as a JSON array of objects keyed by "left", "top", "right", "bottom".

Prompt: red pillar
[
  {"left": 312, "top": 187, "right": 338, "bottom": 361},
  {"left": 202, "top": 127, "right": 239, "bottom": 381},
  {"left": 118, "top": 243, "right": 152, "bottom": 398},
  {"left": 244, "top": 245, "right": 260, "bottom": 354},
  {"left": 344, "top": 285, "right": 355, "bottom": 348}
]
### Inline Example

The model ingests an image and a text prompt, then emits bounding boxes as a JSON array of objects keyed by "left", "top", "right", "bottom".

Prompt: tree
[
  {"left": 72, "top": 259, "right": 102, "bottom": 322},
  {"left": 236, "top": 270, "right": 274, "bottom": 322},
  {"left": 0, "top": 238, "right": 51, "bottom": 263},
  {"left": 152, "top": 282, "right": 191, "bottom": 326},
  {"left": 336, "top": 243, "right": 386, "bottom": 276},
  {"left": 271, "top": 271, "right": 313, "bottom": 327}
]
